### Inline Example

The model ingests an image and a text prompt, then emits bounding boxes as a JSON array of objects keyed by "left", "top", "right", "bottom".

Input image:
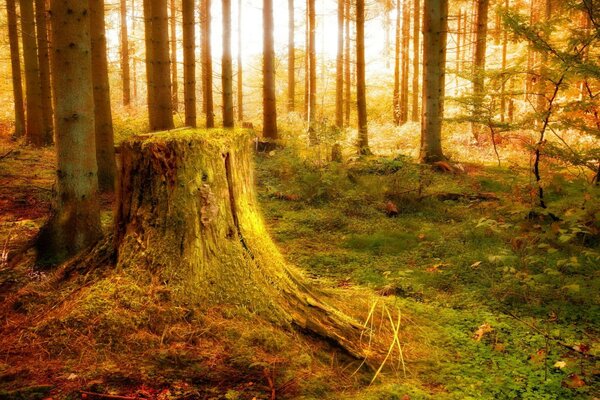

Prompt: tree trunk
[
  {"left": 344, "top": 0, "right": 351, "bottom": 127},
  {"left": 288, "top": 0, "right": 295, "bottom": 113},
  {"left": 383, "top": 0, "right": 392, "bottom": 68},
  {"left": 6, "top": 0, "right": 25, "bottom": 138},
  {"left": 419, "top": 0, "right": 447, "bottom": 163},
  {"left": 393, "top": 0, "right": 400, "bottom": 125},
  {"left": 120, "top": 0, "right": 131, "bottom": 106},
  {"left": 132, "top": 0, "right": 138, "bottom": 102},
  {"left": 36, "top": 0, "right": 102, "bottom": 265},
  {"left": 183, "top": 0, "right": 196, "bottom": 127},
  {"left": 471, "top": 0, "right": 489, "bottom": 142},
  {"left": 536, "top": 0, "right": 551, "bottom": 120},
  {"left": 90, "top": 0, "right": 117, "bottom": 193},
  {"left": 335, "top": 0, "right": 343, "bottom": 128},
  {"left": 20, "top": 0, "right": 45, "bottom": 146},
  {"left": 170, "top": 0, "right": 178, "bottom": 112},
  {"left": 222, "top": 0, "right": 234, "bottom": 127},
  {"left": 411, "top": 0, "right": 420, "bottom": 121},
  {"left": 35, "top": 0, "right": 53, "bottom": 144},
  {"left": 149, "top": 0, "right": 174, "bottom": 130},
  {"left": 201, "top": 0, "right": 214, "bottom": 128},
  {"left": 456, "top": 8, "right": 461, "bottom": 75},
  {"left": 237, "top": 0, "right": 243, "bottom": 121},
  {"left": 115, "top": 129, "right": 370, "bottom": 360},
  {"left": 499, "top": 0, "right": 508, "bottom": 123},
  {"left": 307, "top": 0, "right": 317, "bottom": 143},
  {"left": 262, "top": 0, "right": 278, "bottom": 139},
  {"left": 143, "top": 0, "right": 157, "bottom": 127},
  {"left": 399, "top": 0, "right": 410, "bottom": 124},
  {"left": 356, "top": 0, "right": 370, "bottom": 154}
]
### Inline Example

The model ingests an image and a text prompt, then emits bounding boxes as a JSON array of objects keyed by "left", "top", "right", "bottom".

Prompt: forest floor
[{"left": 0, "top": 126, "right": 599, "bottom": 399}]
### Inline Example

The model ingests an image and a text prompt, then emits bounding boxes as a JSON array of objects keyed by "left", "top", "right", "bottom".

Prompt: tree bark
[
  {"left": 237, "top": 0, "right": 243, "bottom": 121},
  {"left": 90, "top": 0, "right": 117, "bottom": 193},
  {"left": 262, "top": 0, "right": 278, "bottom": 139},
  {"left": 20, "top": 0, "right": 45, "bottom": 146},
  {"left": 411, "top": 0, "right": 420, "bottom": 121},
  {"left": 344, "top": 0, "right": 351, "bottom": 127},
  {"left": 393, "top": 0, "right": 400, "bottom": 125},
  {"left": 151, "top": 0, "right": 175, "bottom": 130},
  {"left": 36, "top": 0, "right": 102, "bottom": 265},
  {"left": 400, "top": 0, "right": 410, "bottom": 124},
  {"left": 287, "top": 0, "right": 295, "bottom": 113},
  {"left": 115, "top": 130, "right": 371, "bottom": 361},
  {"left": 335, "top": 0, "right": 343, "bottom": 128},
  {"left": 6, "top": 0, "right": 25, "bottom": 138},
  {"left": 183, "top": 0, "right": 196, "bottom": 127},
  {"left": 356, "top": 0, "right": 370, "bottom": 154},
  {"left": 170, "top": 0, "right": 178, "bottom": 112},
  {"left": 222, "top": 0, "right": 234, "bottom": 127},
  {"left": 201, "top": 0, "right": 214, "bottom": 128},
  {"left": 35, "top": 0, "right": 53, "bottom": 144},
  {"left": 500, "top": 0, "right": 508, "bottom": 123},
  {"left": 120, "top": 0, "right": 131, "bottom": 106},
  {"left": 307, "top": 0, "right": 317, "bottom": 143},
  {"left": 471, "top": 0, "right": 489, "bottom": 141},
  {"left": 419, "top": 0, "right": 447, "bottom": 163},
  {"left": 143, "top": 0, "right": 156, "bottom": 125}
]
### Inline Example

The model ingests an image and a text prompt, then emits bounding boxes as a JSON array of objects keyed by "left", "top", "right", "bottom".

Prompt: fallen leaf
[
  {"left": 562, "top": 374, "right": 586, "bottom": 388},
  {"left": 470, "top": 261, "right": 482, "bottom": 268},
  {"left": 473, "top": 323, "right": 493, "bottom": 341},
  {"left": 554, "top": 361, "right": 567, "bottom": 369}
]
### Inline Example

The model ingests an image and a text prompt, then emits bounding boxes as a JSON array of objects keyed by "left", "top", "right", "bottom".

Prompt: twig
[
  {"left": 0, "top": 149, "right": 14, "bottom": 160},
  {"left": 80, "top": 391, "right": 137, "bottom": 400}
]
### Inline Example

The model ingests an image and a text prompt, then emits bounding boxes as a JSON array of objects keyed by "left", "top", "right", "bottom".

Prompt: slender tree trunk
[
  {"left": 399, "top": 0, "right": 410, "bottom": 124},
  {"left": 287, "top": 0, "right": 295, "bottom": 113},
  {"left": 356, "top": 0, "right": 370, "bottom": 154},
  {"left": 456, "top": 8, "right": 461, "bottom": 75},
  {"left": 35, "top": 0, "right": 53, "bottom": 144},
  {"left": 393, "top": 0, "right": 400, "bottom": 125},
  {"left": 263, "top": 0, "right": 278, "bottom": 139},
  {"left": 335, "top": 0, "right": 343, "bottom": 128},
  {"left": 145, "top": 0, "right": 175, "bottom": 131},
  {"left": 500, "top": 0, "right": 508, "bottom": 123},
  {"left": 471, "top": 0, "right": 489, "bottom": 141},
  {"left": 170, "top": 0, "right": 178, "bottom": 112},
  {"left": 304, "top": 3, "right": 308, "bottom": 118},
  {"left": 384, "top": 0, "right": 392, "bottom": 68},
  {"left": 307, "top": 0, "right": 317, "bottom": 143},
  {"left": 237, "top": 0, "right": 243, "bottom": 121},
  {"left": 143, "top": 0, "right": 157, "bottom": 126},
  {"left": 183, "top": 0, "right": 196, "bottom": 126},
  {"left": 419, "top": 0, "right": 447, "bottom": 163},
  {"left": 20, "top": 0, "right": 45, "bottom": 146},
  {"left": 6, "top": 0, "right": 25, "bottom": 138},
  {"left": 536, "top": 0, "right": 551, "bottom": 119},
  {"left": 201, "top": 0, "right": 214, "bottom": 127},
  {"left": 222, "top": 0, "right": 234, "bottom": 127},
  {"left": 411, "top": 0, "right": 420, "bottom": 121},
  {"left": 90, "top": 0, "right": 117, "bottom": 193},
  {"left": 36, "top": 0, "right": 102, "bottom": 265},
  {"left": 344, "top": 0, "right": 351, "bottom": 127},
  {"left": 120, "top": 0, "right": 131, "bottom": 106}
]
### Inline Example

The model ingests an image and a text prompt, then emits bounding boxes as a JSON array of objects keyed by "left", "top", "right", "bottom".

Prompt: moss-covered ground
[{"left": 0, "top": 125, "right": 598, "bottom": 399}]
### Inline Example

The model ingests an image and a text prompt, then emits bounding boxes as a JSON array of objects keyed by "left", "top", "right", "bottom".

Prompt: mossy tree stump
[{"left": 115, "top": 129, "right": 368, "bottom": 359}]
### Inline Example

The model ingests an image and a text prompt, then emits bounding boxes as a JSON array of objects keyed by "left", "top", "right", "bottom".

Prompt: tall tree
[
  {"left": 120, "top": 0, "right": 131, "bottom": 106},
  {"left": 182, "top": 0, "right": 196, "bottom": 126},
  {"left": 144, "top": 0, "right": 175, "bottom": 131},
  {"left": 288, "top": 0, "right": 295, "bottom": 112},
  {"left": 222, "top": 0, "right": 234, "bottom": 127},
  {"left": 393, "top": 0, "right": 401, "bottom": 124},
  {"left": 36, "top": 0, "right": 102, "bottom": 264},
  {"left": 307, "top": 0, "right": 317, "bottom": 143},
  {"left": 411, "top": 0, "right": 420, "bottom": 121},
  {"left": 399, "top": 0, "right": 410, "bottom": 123},
  {"left": 500, "top": 0, "right": 508, "bottom": 123},
  {"left": 6, "top": 0, "right": 25, "bottom": 138},
  {"left": 471, "top": 0, "right": 489, "bottom": 141},
  {"left": 536, "top": 0, "right": 551, "bottom": 118},
  {"left": 356, "top": 0, "right": 370, "bottom": 154},
  {"left": 335, "top": 0, "right": 343, "bottom": 128},
  {"left": 35, "top": 0, "right": 53, "bottom": 143},
  {"left": 419, "top": 0, "right": 448, "bottom": 163},
  {"left": 90, "top": 0, "right": 116, "bottom": 193},
  {"left": 170, "top": 0, "right": 178, "bottom": 112},
  {"left": 344, "top": 0, "right": 351, "bottom": 127},
  {"left": 263, "top": 0, "right": 277, "bottom": 139},
  {"left": 200, "top": 0, "right": 214, "bottom": 127},
  {"left": 237, "top": 0, "right": 243, "bottom": 121},
  {"left": 20, "top": 0, "right": 45, "bottom": 146}
]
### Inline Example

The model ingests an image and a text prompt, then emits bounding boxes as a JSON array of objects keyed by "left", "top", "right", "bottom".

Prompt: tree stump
[{"left": 115, "top": 129, "right": 368, "bottom": 359}]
